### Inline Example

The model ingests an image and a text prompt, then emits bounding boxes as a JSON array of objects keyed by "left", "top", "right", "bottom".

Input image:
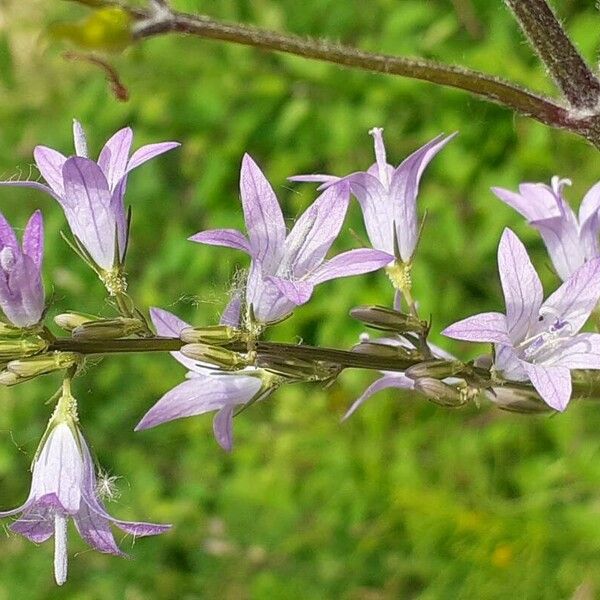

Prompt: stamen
[
  {"left": 0, "top": 247, "right": 15, "bottom": 272},
  {"left": 72, "top": 120, "right": 88, "bottom": 158},
  {"left": 54, "top": 514, "right": 68, "bottom": 586},
  {"left": 368, "top": 127, "right": 389, "bottom": 187}
]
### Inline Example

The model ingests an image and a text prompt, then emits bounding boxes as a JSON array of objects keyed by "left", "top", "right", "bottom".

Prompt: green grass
[{"left": 0, "top": 0, "right": 599, "bottom": 597}]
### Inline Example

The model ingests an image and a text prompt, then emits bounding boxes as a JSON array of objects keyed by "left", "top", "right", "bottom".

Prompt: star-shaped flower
[{"left": 443, "top": 228, "right": 600, "bottom": 411}]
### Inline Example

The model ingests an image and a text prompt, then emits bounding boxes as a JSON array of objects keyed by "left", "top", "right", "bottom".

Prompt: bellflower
[
  {"left": 0, "top": 120, "right": 179, "bottom": 280},
  {"left": 442, "top": 228, "right": 600, "bottom": 411},
  {"left": 290, "top": 128, "right": 455, "bottom": 263},
  {"left": 135, "top": 307, "right": 269, "bottom": 451},
  {"left": 190, "top": 154, "right": 393, "bottom": 324},
  {"left": 492, "top": 177, "right": 600, "bottom": 280},
  {"left": 0, "top": 393, "right": 169, "bottom": 585},
  {"left": 0, "top": 210, "right": 45, "bottom": 327},
  {"left": 343, "top": 336, "right": 455, "bottom": 419}
]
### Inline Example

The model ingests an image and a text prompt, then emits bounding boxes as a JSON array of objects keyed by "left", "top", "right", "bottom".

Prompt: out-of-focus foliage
[{"left": 0, "top": 0, "right": 600, "bottom": 597}]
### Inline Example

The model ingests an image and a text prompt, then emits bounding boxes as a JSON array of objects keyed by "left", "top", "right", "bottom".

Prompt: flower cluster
[{"left": 0, "top": 121, "right": 600, "bottom": 584}]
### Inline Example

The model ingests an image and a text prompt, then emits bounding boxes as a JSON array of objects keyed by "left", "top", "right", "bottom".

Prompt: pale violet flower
[
  {"left": 189, "top": 154, "right": 393, "bottom": 324},
  {"left": 135, "top": 307, "right": 267, "bottom": 451},
  {"left": 0, "top": 419, "right": 169, "bottom": 585},
  {"left": 290, "top": 128, "right": 455, "bottom": 263},
  {"left": 0, "top": 211, "right": 45, "bottom": 327},
  {"left": 492, "top": 177, "right": 600, "bottom": 280},
  {"left": 443, "top": 228, "right": 600, "bottom": 411},
  {"left": 0, "top": 120, "right": 179, "bottom": 274}
]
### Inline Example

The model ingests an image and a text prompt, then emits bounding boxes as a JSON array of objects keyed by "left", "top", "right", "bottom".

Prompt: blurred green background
[{"left": 0, "top": 0, "right": 600, "bottom": 598}]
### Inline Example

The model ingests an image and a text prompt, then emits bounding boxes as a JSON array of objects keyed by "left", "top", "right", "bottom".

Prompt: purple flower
[
  {"left": 0, "top": 211, "right": 44, "bottom": 327},
  {"left": 442, "top": 228, "right": 600, "bottom": 411},
  {"left": 135, "top": 307, "right": 269, "bottom": 451},
  {"left": 343, "top": 336, "right": 455, "bottom": 419},
  {"left": 0, "top": 419, "right": 169, "bottom": 585},
  {"left": 190, "top": 154, "right": 393, "bottom": 324},
  {"left": 492, "top": 177, "right": 600, "bottom": 280},
  {"left": 290, "top": 128, "right": 455, "bottom": 263},
  {"left": 0, "top": 120, "right": 179, "bottom": 276}
]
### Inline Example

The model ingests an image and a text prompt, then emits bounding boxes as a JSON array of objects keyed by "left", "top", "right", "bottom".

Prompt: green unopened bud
[
  {"left": 180, "top": 326, "right": 244, "bottom": 345},
  {"left": 0, "top": 322, "right": 34, "bottom": 338},
  {"left": 72, "top": 317, "right": 144, "bottom": 340},
  {"left": 352, "top": 341, "right": 423, "bottom": 362},
  {"left": 257, "top": 355, "right": 339, "bottom": 382},
  {"left": 406, "top": 359, "right": 465, "bottom": 380},
  {"left": 486, "top": 386, "right": 550, "bottom": 414},
  {"left": 0, "top": 370, "right": 34, "bottom": 386},
  {"left": 0, "top": 336, "right": 48, "bottom": 360},
  {"left": 54, "top": 312, "right": 98, "bottom": 332},
  {"left": 181, "top": 344, "right": 248, "bottom": 371},
  {"left": 350, "top": 305, "right": 428, "bottom": 334},
  {"left": 413, "top": 378, "right": 468, "bottom": 407},
  {"left": 7, "top": 352, "right": 80, "bottom": 379}
]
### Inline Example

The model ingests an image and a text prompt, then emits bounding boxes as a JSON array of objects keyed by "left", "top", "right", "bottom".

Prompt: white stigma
[
  {"left": 72, "top": 120, "right": 89, "bottom": 158},
  {"left": 368, "top": 127, "right": 389, "bottom": 188},
  {"left": 54, "top": 514, "right": 68, "bottom": 586},
  {"left": 0, "top": 247, "right": 15, "bottom": 272}
]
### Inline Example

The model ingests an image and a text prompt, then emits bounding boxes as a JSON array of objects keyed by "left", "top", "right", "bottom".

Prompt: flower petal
[
  {"left": 33, "top": 146, "right": 67, "bottom": 195},
  {"left": 265, "top": 276, "right": 314, "bottom": 305},
  {"left": 308, "top": 249, "right": 394, "bottom": 285},
  {"left": 134, "top": 375, "right": 262, "bottom": 430},
  {"left": 541, "top": 257, "right": 600, "bottom": 333},
  {"left": 126, "top": 142, "right": 180, "bottom": 173},
  {"left": 288, "top": 174, "right": 341, "bottom": 190},
  {"left": 497, "top": 228, "right": 543, "bottom": 341},
  {"left": 522, "top": 362, "right": 571, "bottom": 411},
  {"left": 74, "top": 502, "right": 125, "bottom": 556},
  {"left": 239, "top": 154, "right": 286, "bottom": 272},
  {"left": 578, "top": 181, "right": 600, "bottom": 259},
  {"left": 246, "top": 262, "right": 295, "bottom": 324},
  {"left": 188, "top": 229, "right": 251, "bottom": 254},
  {"left": 10, "top": 502, "right": 54, "bottom": 543},
  {"left": 494, "top": 344, "right": 528, "bottom": 381},
  {"left": 492, "top": 183, "right": 561, "bottom": 222},
  {"left": 280, "top": 182, "right": 350, "bottom": 276},
  {"left": 390, "top": 133, "right": 455, "bottom": 261},
  {"left": 97, "top": 127, "right": 133, "bottom": 190},
  {"left": 343, "top": 374, "right": 414, "bottom": 420},
  {"left": 442, "top": 312, "right": 511, "bottom": 345},
  {"left": 549, "top": 333, "right": 600, "bottom": 369},
  {"left": 213, "top": 405, "right": 235, "bottom": 452},
  {"left": 22, "top": 210, "right": 44, "bottom": 269},
  {"left": 0, "top": 211, "right": 18, "bottom": 250},
  {"left": 220, "top": 291, "right": 243, "bottom": 327}
]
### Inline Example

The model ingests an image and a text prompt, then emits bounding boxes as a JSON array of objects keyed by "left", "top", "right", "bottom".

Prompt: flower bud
[
  {"left": 352, "top": 341, "right": 423, "bottom": 362},
  {"left": 413, "top": 378, "right": 467, "bottom": 407},
  {"left": 54, "top": 312, "right": 98, "bottom": 332},
  {"left": 180, "top": 326, "right": 244, "bottom": 345},
  {"left": 405, "top": 359, "right": 465, "bottom": 380},
  {"left": 486, "top": 386, "right": 550, "bottom": 414},
  {"left": 0, "top": 322, "right": 34, "bottom": 338},
  {"left": 7, "top": 352, "right": 81, "bottom": 379},
  {"left": 256, "top": 355, "right": 339, "bottom": 382},
  {"left": 0, "top": 370, "right": 32, "bottom": 386},
  {"left": 0, "top": 336, "right": 48, "bottom": 360},
  {"left": 72, "top": 318, "right": 145, "bottom": 340},
  {"left": 350, "top": 305, "right": 428, "bottom": 334},
  {"left": 181, "top": 344, "right": 248, "bottom": 371}
]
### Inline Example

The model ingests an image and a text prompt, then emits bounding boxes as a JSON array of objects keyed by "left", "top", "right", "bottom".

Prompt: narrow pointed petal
[
  {"left": 97, "top": 127, "right": 133, "bottom": 189},
  {"left": 523, "top": 362, "right": 571, "bottom": 411},
  {"left": 266, "top": 276, "right": 314, "bottom": 305},
  {"left": 220, "top": 291, "right": 242, "bottom": 327},
  {"left": 347, "top": 172, "right": 394, "bottom": 254},
  {"left": 62, "top": 157, "right": 116, "bottom": 269},
  {"left": 343, "top": 375, "right": 413, "bottom": 420},
  {"left": 240, "top": 154, "right": 286, "bottom": 271},
  {"left": 149, "top": 307, "right": 208, "bottom": 374},
  {"left": 74, "top": 502, "right": 125, "bottom": 556},
  {"left": 0, "top": 212, "right": 18, "bottom": 250},
  {"left": 541, "top": 257, "right": 600, "bottom": 333},
  {"left": 134, "top": 375, "right": 262, "bottom": 430},
  {"left": 213, "top": 405, "right": 235, "bottom": 451},
  {"left": 309, "top": 249, "right": 393, "bottom": 285},
  {"left": 246, "top": 262, "right": 295, "bottom": 324},
  {"left": 33, "top": 146, "right": 67, "bottom": 195},
  {"left": 492, "top": 184, "right": 560, "bottom": 222},
  {"left": 23, "top": 210, "right": 44, "bottom": 268},
  {"left": 494, "top": 344, "right": 528, "bottom": 381},
  {"left": 550, "top": 333, "right": 600, "bottom": 369},
  {"left": 126, "top": 142, "right": 180, "bottom": 173},
  {"left": 390, "top": 133, "right": 456, "bottom": 261},
  {"left": 188, "top": 229, "right": 252, "bottom": 254},
  {"left": 281, "top": 182, "right": 350, "bottom": 276},
  {"left": 442, "top": 312, "right": 511, "bottom": 345},
  {"left": 497, "top": 228, "right": 543, "bottom": 340},
  {"left": 10, "top": 503, "right": 54, "bottom": 542},
  {"left": 578, "top": 182, "right": 600, "bottom": 259},
  {"left": 288, "top": 174, "right": 340, "bottom": 190},
  {"left": 0, "top": 180, "right": 62, "bottom": 203}
]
